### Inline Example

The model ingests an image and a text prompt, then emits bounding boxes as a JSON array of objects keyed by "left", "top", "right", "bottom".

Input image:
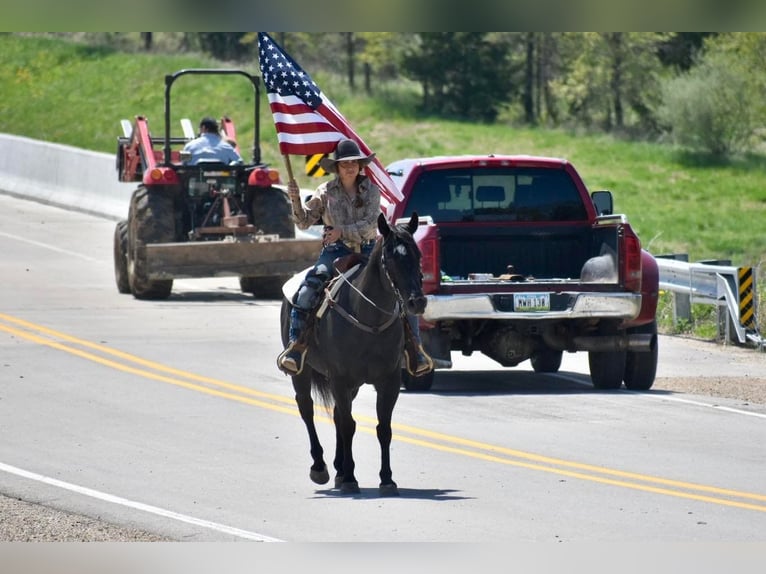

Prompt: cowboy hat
[{"left": 319, "top": 138, "right": 376, "bottom": 172}]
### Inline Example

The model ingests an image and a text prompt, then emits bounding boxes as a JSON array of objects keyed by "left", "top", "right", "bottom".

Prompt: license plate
[{"left": 513, "top": 293, "right": 550, "bottom": 312}]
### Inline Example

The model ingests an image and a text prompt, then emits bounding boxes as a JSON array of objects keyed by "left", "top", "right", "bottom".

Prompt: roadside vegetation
[{"left": 0, "top": 33, "right": 763, "bottom": 339}]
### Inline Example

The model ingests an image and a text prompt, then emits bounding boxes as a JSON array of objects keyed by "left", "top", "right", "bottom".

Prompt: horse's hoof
[
  {"left": 379, "top": 482, "right": 399, "bottom": 497},
  {"left": 334, "top": 475, "right": 343, "bottom": 488},
  {"left": 310, "top": 466, "right": 330, "bottom": 485},
  {"left": 340, "top": 481, "right": 360, "bottom": 494}
]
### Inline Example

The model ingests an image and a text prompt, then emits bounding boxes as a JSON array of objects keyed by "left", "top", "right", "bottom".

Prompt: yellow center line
[{"left": 2, "top": 312, "right": 765, "bottom": 512}]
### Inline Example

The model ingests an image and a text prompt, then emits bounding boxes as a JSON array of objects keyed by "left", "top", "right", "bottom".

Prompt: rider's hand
[
  {"left": 322, "top": 226, "right": 342, "bottom": 245},
  {"left": 287, "top": 180, "right": 301, "bottom": 204}
]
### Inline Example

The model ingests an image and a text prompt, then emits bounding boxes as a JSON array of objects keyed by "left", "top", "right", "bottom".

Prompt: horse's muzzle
[{"left": 407, "top": 295, "right": 427, "bottom": 315}]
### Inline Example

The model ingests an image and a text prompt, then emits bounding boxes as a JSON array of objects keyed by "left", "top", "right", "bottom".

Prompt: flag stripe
[{"left": 258, "top": 32, "right": 403, "bottom": 214}]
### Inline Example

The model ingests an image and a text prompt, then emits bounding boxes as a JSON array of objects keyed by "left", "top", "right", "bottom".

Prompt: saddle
[{"left": 288, "top": 253, "right": 426, "bottom": 376}]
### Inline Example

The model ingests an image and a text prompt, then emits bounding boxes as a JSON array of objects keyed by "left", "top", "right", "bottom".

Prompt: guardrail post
[{"left": 657, "top": 254, "right": 691, "bottom": 326}]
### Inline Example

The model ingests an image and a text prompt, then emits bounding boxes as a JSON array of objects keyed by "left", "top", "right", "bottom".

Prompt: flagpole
[
  {"left": 282, "top": 153, "right": 295, "bottom": 183},
  {"left": 281, "top": 154, "right": 303, "bottom": 215}
]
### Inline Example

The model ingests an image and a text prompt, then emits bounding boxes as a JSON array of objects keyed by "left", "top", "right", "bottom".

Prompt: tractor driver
[{"left": 182, "top": 117, "right": 243, "bottom": 165}]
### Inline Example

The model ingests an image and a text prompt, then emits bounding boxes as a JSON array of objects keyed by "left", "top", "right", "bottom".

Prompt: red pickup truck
[{"left": 386, "top": 154, "right": 659, "bottom": 392}]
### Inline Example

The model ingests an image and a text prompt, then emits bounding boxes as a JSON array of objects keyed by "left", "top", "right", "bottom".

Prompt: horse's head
[{"left": 378, "top": 212, "right": 427, "bottom": 316}]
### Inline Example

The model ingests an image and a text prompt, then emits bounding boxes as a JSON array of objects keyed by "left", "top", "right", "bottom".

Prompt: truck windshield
[{"left": 404, "top": 167, "right": 587, "bottom": 222}]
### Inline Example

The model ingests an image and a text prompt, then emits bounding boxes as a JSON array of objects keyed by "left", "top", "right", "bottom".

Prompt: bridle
[{"left": 324, "top": 235, "right": 410, "bottom": 334}]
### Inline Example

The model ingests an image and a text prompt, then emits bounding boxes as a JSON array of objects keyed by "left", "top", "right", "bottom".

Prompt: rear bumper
[{"left": 423, "top": 292, "right": 641, "bottom": 322}]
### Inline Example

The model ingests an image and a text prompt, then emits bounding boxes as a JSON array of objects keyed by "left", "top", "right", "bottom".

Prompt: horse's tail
[{"left": 311, "top": 372, "right": 334, "bottom": 411}]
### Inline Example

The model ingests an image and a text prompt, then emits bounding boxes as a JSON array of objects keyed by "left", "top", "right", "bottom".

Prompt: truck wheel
[
  {"left": 241, "top": 187, "right": 295, "bottom": 299},
  {"left": 127, "top": 186, "right": 175, "bottom": 300},
  {"left": 402, "top": 369, "right": 435, "bottom": 392},
  {"left": 588, "top": 350, "right": 626, "bottom": 389},
  {"left": 623, "top": 320, "right": 658, "bottom": 391},
  {"left": 530, "top": 349, "right": 563, "bottom": 373},
  {"left": 113, "top": 220, "right": 131, "bottom": 294}
]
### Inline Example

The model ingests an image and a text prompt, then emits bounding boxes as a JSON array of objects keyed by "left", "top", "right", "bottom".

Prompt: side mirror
[{"left": 591, "top": 190, "right": 613, "bottom": 216}]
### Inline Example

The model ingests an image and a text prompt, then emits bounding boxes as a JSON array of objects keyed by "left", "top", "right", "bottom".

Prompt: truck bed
[{"left": 437, "top": 222, "right": 618, "bottom": 282}]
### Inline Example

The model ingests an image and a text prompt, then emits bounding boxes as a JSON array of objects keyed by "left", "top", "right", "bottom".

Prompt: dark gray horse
[{"left": 280, "top": 212, "right": 425, "bottom": 496}]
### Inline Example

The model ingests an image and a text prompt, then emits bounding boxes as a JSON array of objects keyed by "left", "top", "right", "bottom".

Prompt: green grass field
[{"left": 2, "top": 34, "right": 764, "bottom": 337}]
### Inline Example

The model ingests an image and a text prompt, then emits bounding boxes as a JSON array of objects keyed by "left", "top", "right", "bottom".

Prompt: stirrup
[
  {"left": 277, "top": 342, "right": 307, "bottom": 376},
  {"left": 404, "top": 345, "right": 434, "bottom": 377}
]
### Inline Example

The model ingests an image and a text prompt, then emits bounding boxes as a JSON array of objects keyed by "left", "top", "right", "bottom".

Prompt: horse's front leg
[
  {"left": 332, "top": 390, "right": 360, "bottom": 494},
  {"left": 376, "top": 375, "right": 401, "bottom": 496},
  {"left": 292, "top": 370, "right": 329, "bottom": 485}
]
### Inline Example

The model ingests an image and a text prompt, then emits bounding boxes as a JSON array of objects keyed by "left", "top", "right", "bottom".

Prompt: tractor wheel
[
  {"left": 113, "top": 220, "right": 130, "bottom": 294},
  {"left": 241, "top": 187, "right": 295, "bottom": 299},
  {"left": 530, "top": 349, "right": 563, "bottom": 373},
  {"left": 127, "top": 186, "right": 175, "bottom": 300},
  {"left": 623, "top": 320, "right": 658, "bottom": 391}
]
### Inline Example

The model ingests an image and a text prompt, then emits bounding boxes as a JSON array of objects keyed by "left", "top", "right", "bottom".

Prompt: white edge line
[
  {"left": 552, "top": 373, "right": 766, "bottom": 419},
  {"left": 0, "top": 462, "right": 283, "bottom": 542},
  {"left": 0, "top": 230, "right": 101, "bottom": 263}
]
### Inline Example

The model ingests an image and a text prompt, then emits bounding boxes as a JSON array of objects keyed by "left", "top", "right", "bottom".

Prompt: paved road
[{"left": 1, "top": 194, "right": 765, "bottom": 553}]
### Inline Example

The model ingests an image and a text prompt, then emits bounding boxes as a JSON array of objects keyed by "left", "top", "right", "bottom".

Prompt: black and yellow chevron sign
[
  {"left": 305, "top": 154, "right": 328, "bottom": 177},
  {"left": 738, "top": 266, "right": 755, "bottom": 328}
]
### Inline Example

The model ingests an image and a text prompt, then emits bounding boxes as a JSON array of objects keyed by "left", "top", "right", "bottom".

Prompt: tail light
[
  {"left": 143, "top": 167, "right": 179, "bottom": 185},
  {"left": 248, "top": 167, "right": 281, "bottom": 187},
  {"left": 418, "top": 227, "right": 440, "bottom": 294},
  {"left": 620, "top": 224, "right": 642, "bottom": 292}
]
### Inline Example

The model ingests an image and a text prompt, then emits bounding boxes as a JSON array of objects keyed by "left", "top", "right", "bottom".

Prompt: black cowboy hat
[{"left": 319, "top": 138, "right": 376, "bottom": 172}]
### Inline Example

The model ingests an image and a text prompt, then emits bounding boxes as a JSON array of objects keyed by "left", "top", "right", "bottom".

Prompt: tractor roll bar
[{"left": 164, "top": 69, "right": 262, "bottom": 166}]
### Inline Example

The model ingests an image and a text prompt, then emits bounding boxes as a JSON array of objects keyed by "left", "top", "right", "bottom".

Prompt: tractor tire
[
  {"left": 623, "top": 320, "right": 658, "bottom": 391},
  {"left": 113, "top": 220, "right": 130, "bottom": 294},
  {"left": 127, "top": 186, "right": 175, "bottom": 300},
  {"left": 240, "top": 187, "right": 296, "bottom": 299},
  {"left": 588, "top": 349, "right": 627, "bottom": 390},
  {"left": 530, "top": 349, "right": 563, "bottom": 373}
]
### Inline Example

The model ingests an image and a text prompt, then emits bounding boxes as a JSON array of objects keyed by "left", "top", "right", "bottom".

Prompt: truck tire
[
  {"left": 402, "top": 369, "right": 435, "bottom": 392},
  {"left": 623, "top": 320, "right": 658, "bottom": 391},
  {"left": 113, "top": 220, "right": 130, "bottom": 294},
  {"left": 240, "top": 187, "right": 295, "bottom": 299},
  {"left": 127, "top": 186, "right": 175, "bottom": 300},
  {"left": 530, "top": 349, "right": 563, "bottom": 373},
  {"left": 588, "top": 350, "right": 626, "bottom": 390}
]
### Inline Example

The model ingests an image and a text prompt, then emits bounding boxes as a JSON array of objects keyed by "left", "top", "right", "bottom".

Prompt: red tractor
[{"left": 113, "top": 68, "right": 319, "bottom": 299}]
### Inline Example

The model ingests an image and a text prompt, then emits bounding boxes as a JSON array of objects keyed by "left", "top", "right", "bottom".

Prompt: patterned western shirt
[{"left": 292, "top": 176, "right": 382, "bottom": 252}]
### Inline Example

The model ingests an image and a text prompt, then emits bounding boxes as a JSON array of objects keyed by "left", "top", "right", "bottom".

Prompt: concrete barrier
[{"left": 0, "top": 133, "right": 135, "bottom": 220}]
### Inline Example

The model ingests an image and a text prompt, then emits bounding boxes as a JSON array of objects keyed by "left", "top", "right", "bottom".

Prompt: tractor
[{"left": 113, "top": 68, "right": 319, "bottom": 300}]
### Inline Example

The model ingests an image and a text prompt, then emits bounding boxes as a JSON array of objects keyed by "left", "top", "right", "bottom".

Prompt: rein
[{"left": 324, "top": 242, "right": 405, "bottom": 334}]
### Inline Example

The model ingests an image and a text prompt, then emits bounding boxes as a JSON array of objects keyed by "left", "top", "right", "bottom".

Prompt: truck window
[{"left": 404, "top": 168, "right": 587, "bottom": 223}]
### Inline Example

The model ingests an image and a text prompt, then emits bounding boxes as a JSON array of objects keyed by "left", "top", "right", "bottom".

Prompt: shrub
[{"left": 658, "top": 52, "right": 758, "bottom": 157}]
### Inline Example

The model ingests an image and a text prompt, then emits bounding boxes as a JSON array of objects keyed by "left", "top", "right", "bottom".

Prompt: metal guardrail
[{"left": 655, "top": 254, "right": 764, "bottom": 349}]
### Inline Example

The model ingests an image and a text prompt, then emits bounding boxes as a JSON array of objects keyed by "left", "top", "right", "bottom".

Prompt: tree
[
  {"left": 553, "top": 33, "right": 668, "bottom": 134},
  {"left": 401, "top": 33, "right": 517, "bottom": 122}
]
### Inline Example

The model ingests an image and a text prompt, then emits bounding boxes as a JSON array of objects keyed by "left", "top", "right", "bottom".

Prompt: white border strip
[{"left": 0, "top": 462, "right": 283, "bottom": 542}]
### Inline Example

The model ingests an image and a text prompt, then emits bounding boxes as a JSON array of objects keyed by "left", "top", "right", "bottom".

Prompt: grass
[{"left": 1, "top": 34, "right": 765, "bottom": 339}]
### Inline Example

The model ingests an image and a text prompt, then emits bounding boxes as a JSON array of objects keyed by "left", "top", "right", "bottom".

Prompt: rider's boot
[
  {"left": 404, "top": 313, "right": 434, "bottom": 377},
  {"left": 278, "top": 307, "right": 308, "bottom": 375}
]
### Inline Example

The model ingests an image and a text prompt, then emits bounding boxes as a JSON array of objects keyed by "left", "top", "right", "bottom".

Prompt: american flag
[{"left": 257, "top": 32, "right": 403, "bottom": 215}]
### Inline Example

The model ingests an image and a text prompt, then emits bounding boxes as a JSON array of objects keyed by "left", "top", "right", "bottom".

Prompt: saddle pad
[{"left": 281, "top": 266, "right": 313, "bottom": 301}]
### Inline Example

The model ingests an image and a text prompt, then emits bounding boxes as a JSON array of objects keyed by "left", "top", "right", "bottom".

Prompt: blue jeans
[{"left": 289, "top": 241, "right": 375, "bottom": 343}]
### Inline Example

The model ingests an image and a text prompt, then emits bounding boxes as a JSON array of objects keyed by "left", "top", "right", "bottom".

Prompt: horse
[{"left": 279, "top": 211, "right": 426, "bottom": 496}]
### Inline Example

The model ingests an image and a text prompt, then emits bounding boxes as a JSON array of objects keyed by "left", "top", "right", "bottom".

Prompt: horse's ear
[
  {"left": 378, "top": 212, "right": 391, "bottom": 238},
  {"left": 407, "top": 211, "right": 419, "bottom": 234}
]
